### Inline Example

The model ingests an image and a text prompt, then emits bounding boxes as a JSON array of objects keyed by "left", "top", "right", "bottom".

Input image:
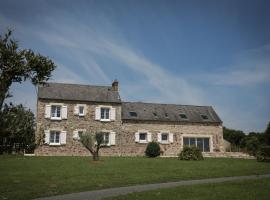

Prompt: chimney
[{"left": 112, "top": 79, "right": 119, "bottom": 91}]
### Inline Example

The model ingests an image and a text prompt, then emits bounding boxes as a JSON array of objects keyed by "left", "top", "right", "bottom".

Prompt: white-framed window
[
  {"left": 161, "top": 133, "right": 169, "bottom": 142},
  {"left": 183, "top": 137, "right": 210, "bottom": 152},
  {"left": 50, "top": 131, "right": 60, "bottom": 145},
  {"left": 95, "top": 106, "right": 116, "bottom": 121},
  {"left": 45, "top": 104, "right": 67, "bottom": 120},
  {"left": 139, "top": 132, "right": 147, "bottom": 142},
  {"left": 135, "top": 131, "right": 151, "bottom": 143},
  {"left": 101, "top": 107, "right": 110, "bottom": 120},
  {"left": 73, "top": 129, "right": 85, "bottom": 140},
  {"left": 74, "top": 104, "right": 86, "bottom": 116},
  {"left": 158, "top": 132, "right": 173, "bottom": 144},
  {"left": 102, "top": 132, "right": 110, "bottom": 145},
  {"left": 78, "top": 106, "right": 85, "bottom": 116},
  {"left": 44, "top": 130, "right": 66, "bottom": 145},
  {"left": 51, "top": 105, "right": 61, "bottom": 119}
]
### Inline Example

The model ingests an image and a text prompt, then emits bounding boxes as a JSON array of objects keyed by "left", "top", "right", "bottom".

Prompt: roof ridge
[
  {"left": 122, "top": 101, "right": 212, "bottom": 108},
  {"left": 42, "top": 82, "right": 112, "bottom": 88}
]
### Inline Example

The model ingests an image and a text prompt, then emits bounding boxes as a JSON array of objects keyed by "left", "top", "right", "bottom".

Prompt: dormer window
[
  {"left": 153, "top": 112, "right": 157, "bottom": 117},
  {"left": 129, "top": 111, "right": 137, "bottom": 117},
  {"left": 179, "top": 113, "right": 188, "bottom": 120},
  {"left": 201, "top": 114, "right": 209, "bottom": 120},
  {"left": 165, "top": 113, "right": 169, "bottom": 118}
]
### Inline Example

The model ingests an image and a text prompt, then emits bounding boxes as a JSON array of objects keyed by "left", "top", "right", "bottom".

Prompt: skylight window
[
  {"left": 200, "top": 114, "right": 209, "bottom": 120},
  {"left": 129, "top": 111, "right": 137, "bottom": 117},
  {"left": 179, "top": 113, "right": 188, "bottom": 119}
]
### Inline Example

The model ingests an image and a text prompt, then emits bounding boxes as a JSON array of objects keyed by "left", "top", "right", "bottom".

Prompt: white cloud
[
  {"left": 200, "top": 43, "right": 270, "bottom": 86},
  {"left": 38, "top": 18, "right": 205, "bottom": 105}
]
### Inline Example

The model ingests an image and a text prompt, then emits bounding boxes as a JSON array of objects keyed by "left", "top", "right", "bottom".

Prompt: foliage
[
  {"left": 264, "top": 122, "right": 270, "bottom": 145},
  {"left": 256, "top": 146, "right": 270, "bottom": 162},
  {"left": 178, "top": 146, "right": 203, "bottom": 160},
  {"left": 223, "top": 127, "right": 245, "bottom": 151},
  {"left": 145, "top": 142, "right": 160, "bottom": 157},
  {"left": 0, "top": 30, "right": 56, "bottom": 109},
  {"left": 245, "top": 136, "right": 260, "bottom": 156},
  {"left": 0, "top": 103, "right": 35, "bottom": 154},
  {"left": 80, "top": 131, "right": 105, "bottom": 161}
]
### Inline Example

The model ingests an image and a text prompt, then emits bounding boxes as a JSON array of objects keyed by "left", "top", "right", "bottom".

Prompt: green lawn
[
  {"left": 105, "top": 178, "right": 270, "bottom": 200},
  {"left": 0, "top": 156, "right": 270, "bottom": 200}
]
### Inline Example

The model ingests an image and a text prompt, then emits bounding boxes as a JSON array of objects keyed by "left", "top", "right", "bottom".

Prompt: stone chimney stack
[{"left": 112, "top": 79, "right": 119, "bottom": 91}]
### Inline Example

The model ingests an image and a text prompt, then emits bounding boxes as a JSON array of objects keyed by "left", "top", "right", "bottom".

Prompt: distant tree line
[{"left": 223, "top": 122, "right": 270, "bottom": 156}]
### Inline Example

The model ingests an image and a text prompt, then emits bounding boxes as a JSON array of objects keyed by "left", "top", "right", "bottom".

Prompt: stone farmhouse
[{"left": 35, "top": 80, "right": 225, "bottom": 156}]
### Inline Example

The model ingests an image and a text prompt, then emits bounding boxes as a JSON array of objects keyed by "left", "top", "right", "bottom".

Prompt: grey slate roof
[
  {"left": 122, "top": 102, "right": 222, "bottom": 123},
  {"left": 38, "top": 82, "right": 121, "bottom": 103}
]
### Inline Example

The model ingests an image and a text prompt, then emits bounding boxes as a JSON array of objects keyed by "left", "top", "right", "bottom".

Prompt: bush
[
  {"left": 178, "top": 146, "right": 204, "bottom": 161},
  {"left": 145, "top": 142, "right": 160, "bottom": 157},
  {"left": 245, "top": 136, "right": 260, "bottom": 156},
  {"left": 256, "top": 146, "right": 270, "bottom": 162}
]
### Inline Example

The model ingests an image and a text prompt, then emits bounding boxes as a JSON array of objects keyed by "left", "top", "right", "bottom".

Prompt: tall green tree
[
  {"left": 223, "top": 127, "right": 246, "bottom": 148},
  {"left": 0, "top": 30, "right": 56, "bottom": 109},
  {"left": 0, "top": 103, "right": 35, "bottom": 154}
]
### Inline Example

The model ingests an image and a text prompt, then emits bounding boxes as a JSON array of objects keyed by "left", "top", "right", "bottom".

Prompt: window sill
[
  {"left": 50, "top": 117, "right": 62, "bottom": 121},
  {"left": 160, "top": 141, "right": 170, "bottom": 144},
  {"left": 49, "top": 143, "right": 61, "bottom": 146},
  {"left": 100, "top": 119, "right": 111, "bottom": 122},
  {"left": 78, "top": 114, "right": 85, "bottom": 117},
  {"left": 138, "top": 141, "right": 148, "bottom": 144}
]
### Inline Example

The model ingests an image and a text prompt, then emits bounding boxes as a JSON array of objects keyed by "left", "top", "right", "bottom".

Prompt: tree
[
  {"left": 0, "top": 103, "right": 35, "bottom": 154},
  {"left": 223, "top": 127, "right": 246, "bottom": 151},
  {"left": 0, "top": 30, "right": 56, "bottom": 109},
  {"left": 245, "top": 136, "right": 260, "bottom": 156},
  {"left": 264, "top": 121, "right": 270, "bottom": 145},
  {"left": 80, "top": 131, "right": 105, "bottom": 161}
]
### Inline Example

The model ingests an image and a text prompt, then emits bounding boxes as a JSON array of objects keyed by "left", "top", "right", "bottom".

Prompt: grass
[
  {"left": 105, "top": 178, "right": 270, "bottom": 200},
  {"left": 0, "top": 156, "right": 270, "bottom": 200}
]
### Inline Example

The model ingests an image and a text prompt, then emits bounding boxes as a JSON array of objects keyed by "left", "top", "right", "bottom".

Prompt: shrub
[
  {"left": 256, "top": 146, "right": 270, "bottom": 162},
  {"left": 178, "top": 146, "right": 204, "bottom": 161},
  {"left": 245, "top": 136, "right": 260, "bottom": 156},
  {"left": 145, "top": 142, "right": 160, "bottom": 157}
]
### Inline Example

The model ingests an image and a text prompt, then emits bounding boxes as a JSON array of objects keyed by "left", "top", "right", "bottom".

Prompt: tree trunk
[
  {"left": 0, "top": 78, "right": 12, "bottom": 110},
  {"left": 93, "top": 151, "right": 99, "bottom": 161}
]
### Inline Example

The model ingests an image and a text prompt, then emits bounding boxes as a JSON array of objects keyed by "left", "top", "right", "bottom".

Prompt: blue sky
[{"left": 1, "top": 0, "right": 270, "bottom": 133}]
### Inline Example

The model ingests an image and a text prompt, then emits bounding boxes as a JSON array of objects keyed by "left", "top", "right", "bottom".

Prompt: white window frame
[
  {"left": 78, "top": 105, "right": 85, "bottom": 116},
  {"left": 161, "top": 133, "right": 169, "bottom": 144},
  {"left": 73, "top": 129, "right": 86, "bottom": 140},
  {"left": 101, "top": 132, "right": 110, "bottom": 146},
  {"left": 100, "top": 107, "right": 111, "bottom": 121},
  {"left": 49, "top": 130, "right": 61, "bottom": 146},
  {"left": 139, "top": 132, "right": 147, "bottom": 143},
  {"left": 51, "top": 105, "right": 62, "bottom": 120}
]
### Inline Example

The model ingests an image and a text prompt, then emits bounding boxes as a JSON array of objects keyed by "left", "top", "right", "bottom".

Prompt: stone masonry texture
[{"left": 35, "top": 99, "right": 224, "bottom": 156}]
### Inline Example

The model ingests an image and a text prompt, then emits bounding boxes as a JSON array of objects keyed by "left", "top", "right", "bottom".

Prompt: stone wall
[
  {"left": 35, "top": 99, "right": 224, "bottom": 156},
  {"left": 120, "top": 120, "right": 224, "bottom": 156},
  {"left": 35, "top": 99, "right": 122, "bottom": 156}
]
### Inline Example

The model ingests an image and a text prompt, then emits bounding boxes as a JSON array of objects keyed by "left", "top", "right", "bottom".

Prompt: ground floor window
[
  {"left": 161, "top": 133, "right": 168, "bottom": 142},
  {"left": 102, "top": 132, "right": 110, "bottom": 145},
  {"left": 139, "top": 133, "right": 147, "bottom": 142},
  {"left": 183, "top": 137, "right": 210, "bottom": 152},
  {"left": 50, "top": 131, "right": 60, "bottom": 144}
]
